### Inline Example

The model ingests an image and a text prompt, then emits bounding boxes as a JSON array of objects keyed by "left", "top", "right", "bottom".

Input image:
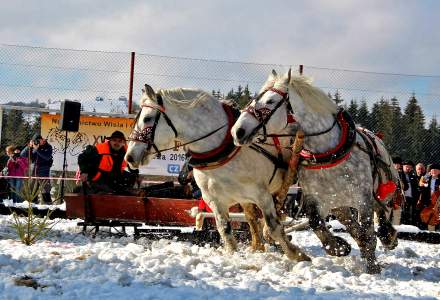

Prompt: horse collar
[
  {"left": 188, "top": 103, "right": 241, "bottom": 170},
  {"left": 300, "top": 110, "right": 357, "bottom": 170}
]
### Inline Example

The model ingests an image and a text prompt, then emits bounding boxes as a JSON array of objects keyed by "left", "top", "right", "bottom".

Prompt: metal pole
[
  {"left": 128, "top": 52, "right": 135, "bottom": 114},
  {"left": 60, "top": 130, "right": 68, "bottom": 202}
]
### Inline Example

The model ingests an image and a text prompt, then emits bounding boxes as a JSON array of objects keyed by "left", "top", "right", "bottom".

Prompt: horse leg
[
  {"left": 304, "top": 198, "right": 351, "bottom": 257},
  {"left": 241, "top": 203, "right": 265, "bottom": 252},
  {"left": 260, "top": 196, "right": 311, "bottom": 261},
  {"left": 333, "top": 206, "right": 380, "bottom": 274},
  {"left": 374, "top": 200, "right": 398, "bottom": 250},
  {"left": 209, "top": 202, "right": 237, "bottom": 253}
]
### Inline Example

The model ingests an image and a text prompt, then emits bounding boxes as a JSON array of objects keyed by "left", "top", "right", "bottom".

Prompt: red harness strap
[
  {"left": 272, "top": 137, "right": 283, "bottom": 155},
  {"left": 300, "top": 111, "right": 354, "bottom": 170},
  {"left": 190, "top": 103, "right": 241, "bottom": 170},
  {"left": 189, "top": 103, "right": 235, "bottom": 160}
]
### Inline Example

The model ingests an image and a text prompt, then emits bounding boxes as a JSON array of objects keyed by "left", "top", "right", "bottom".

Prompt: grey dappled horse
[
  {"left": 125, "top": 85, "right": 311, "bottom": 261},
  {"left": 231, "top": 70, "right": 399, "bottom": 273}
]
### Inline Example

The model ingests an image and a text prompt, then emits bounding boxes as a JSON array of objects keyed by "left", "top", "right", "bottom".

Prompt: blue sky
[{"left": 0, "top": 0, "right": 439, "bottom": 121}]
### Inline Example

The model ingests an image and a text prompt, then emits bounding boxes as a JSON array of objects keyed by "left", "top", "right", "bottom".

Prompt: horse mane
[
  {"left": 157, "top": 88, "right": 214, "bottom": 109},
  {"left": 221, "top": 98, "right": 239, "bottom": 109},
  {"left": 288, "top": 76, "right": 338, "bottom": 115}
]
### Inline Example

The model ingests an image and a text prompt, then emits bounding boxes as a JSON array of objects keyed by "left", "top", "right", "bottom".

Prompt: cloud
[{"left": 0, "top": 0, "right": 439, "bottom": 121}]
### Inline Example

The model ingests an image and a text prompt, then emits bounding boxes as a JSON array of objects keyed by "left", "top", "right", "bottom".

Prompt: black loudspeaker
[{"left": 59, "top": 100, "right": 81, "bottom": 132}]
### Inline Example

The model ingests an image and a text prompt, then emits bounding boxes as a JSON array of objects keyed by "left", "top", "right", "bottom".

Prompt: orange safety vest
[{"left": 91, "top": 141, "right": 128, "bottom": 182}]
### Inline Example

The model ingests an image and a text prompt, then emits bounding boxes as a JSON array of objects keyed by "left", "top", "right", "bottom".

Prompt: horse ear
[
  {"left": 144, "top": 84, "right": 156, "bottom": 99},
  {"left": 259, "top": 70, "right": 278, "bottom": 94},
  {"left": 268, "top": 69, "right": 278, "bottom": 83}
]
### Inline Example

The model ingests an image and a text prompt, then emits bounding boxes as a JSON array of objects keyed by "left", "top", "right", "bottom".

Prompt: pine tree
[
  {"left": 389, "top": 97, "right": 404, "bottom": 156},
  {"left": 2, "top": 110, "right": 28, "bottom": 149},
  {"left": 347, "top": 99, "right": 359, "bottom": 123},
  {"left": 402, "top": 93, "right": 426, "bottom": 162},
  {"left": 332, "top": 90, "right": 344, "bottom": 106},
  {"left": 369, "top": 98, "right": 393, "bottom": 147},
  {"left": 423, "top": 117, "right": 440, "bottom": 164},
  {"left": 357, "top": 99, "right": 370, "bottom": 129}
]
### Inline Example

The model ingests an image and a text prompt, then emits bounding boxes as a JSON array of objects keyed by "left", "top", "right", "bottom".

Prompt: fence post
[
  {"left": 128, "top": 52, "right": 136, "bottom": 114},
  {"left": 299, "top": 64, "right": 303, "bottom": 75}
]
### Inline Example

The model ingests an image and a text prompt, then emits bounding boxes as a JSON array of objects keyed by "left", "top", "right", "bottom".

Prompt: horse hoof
[
  {"left": 377, "top": 226, "right": 398, "bottom": 250},
  {"left": 289, "top": 251, "right": 311, "bottom": 262},
  {"left": 298, "top": 253, "right": 312, "bottom": 262},
  {"left": 323, "top": 236, "right": 351, "bottom": 257},
  {"left": 250, "top": 244, "right": 266, "bottom": 252},
  {"left": 366, "top": 263, "right": 381, "bottom": 274}
]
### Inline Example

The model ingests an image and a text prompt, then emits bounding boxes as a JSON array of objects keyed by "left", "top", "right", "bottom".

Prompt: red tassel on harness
[
  {"left": 287, "top": 114, "right": 296, "bottom": 124},
  {"left": 376, "top": 180, "right": 397, "bottom": 201}
]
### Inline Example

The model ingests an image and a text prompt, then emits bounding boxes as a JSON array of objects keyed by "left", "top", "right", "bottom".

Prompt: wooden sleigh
[{"left": 64, "top": 192, "right": 250, "bottom": 244}]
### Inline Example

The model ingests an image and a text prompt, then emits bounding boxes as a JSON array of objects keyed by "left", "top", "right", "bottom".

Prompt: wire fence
[{"left": 0, "top": 44, "right": 439, "bottom": 174}]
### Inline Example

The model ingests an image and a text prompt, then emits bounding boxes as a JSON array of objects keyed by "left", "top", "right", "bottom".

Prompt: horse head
[
  {"left": 125, "top": 84, "right": 178, "bottom": 169},
  {"left": 231, "top": 69, "right": 294, "bottom": 146},
  {"left": 232, "top": 69, "right": 340, "bottom": 147}
]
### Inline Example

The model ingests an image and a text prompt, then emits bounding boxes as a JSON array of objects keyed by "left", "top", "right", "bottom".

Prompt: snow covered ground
[{"left": 0, "top": 212, "right": 439, "bottom": 299}]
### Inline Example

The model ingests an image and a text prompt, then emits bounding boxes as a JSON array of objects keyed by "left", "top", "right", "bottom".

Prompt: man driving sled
[{"left": 78, "top": 130, "right": 138, "bottom": 194}]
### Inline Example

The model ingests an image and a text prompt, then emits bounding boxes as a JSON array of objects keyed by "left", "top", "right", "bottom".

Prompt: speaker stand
[{"left": 60, "top": 130, "right": 68, "bottom": 203}]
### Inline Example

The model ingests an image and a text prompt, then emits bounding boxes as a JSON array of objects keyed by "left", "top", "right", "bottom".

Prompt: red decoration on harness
[
  {"left": 190, "top": 103, "right": 235, "bottom": 160},
  {"left": 287, "top": 113, "right": 296, "bottom": 124},
  {"left": 198, "top": 198, "right": 213, "bottom": 212},
  {"left": 269, "top": 87, "right": 287, "bottom": 98},
  {"left": 376, "top": 180, "right": 397, "bottom": 201},
  {"left": 375, "top": 131, "right": 384, "bottom": 140}
]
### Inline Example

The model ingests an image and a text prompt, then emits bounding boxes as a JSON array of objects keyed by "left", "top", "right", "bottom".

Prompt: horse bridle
[
  {"left": 245, "top": 87, "right": 340, "bottom": 142},
  {"left": 243, "top": 87, "right": 294, "bottom": 143},
  {"left": 129, "top": 94, "right": 178, "bottom": 156},
  {"left": 129, "top": 93, "right": 228, "bottom": 156}
]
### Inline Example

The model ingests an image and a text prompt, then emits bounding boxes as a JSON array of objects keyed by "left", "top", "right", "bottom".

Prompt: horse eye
[
  {"left": 267, "top": 99, "right": 274, "bottom": 105},
  {"left": 143, "top": 116, "right": 152, "bottom": 123}
]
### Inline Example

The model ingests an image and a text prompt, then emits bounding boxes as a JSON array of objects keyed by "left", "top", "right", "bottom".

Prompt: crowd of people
[
  {"left": 392, "top": 157, "right": 440, "bottom": 231},
  {"left": 1, "top": 130, "right": 138, "bottom": 203},
  {"left": 2, "top": 134, "right": 54, "bottom": 204}
]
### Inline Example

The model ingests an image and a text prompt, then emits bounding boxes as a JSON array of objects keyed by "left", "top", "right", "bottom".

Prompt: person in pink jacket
[{"left": 5, "top": 145, "right": 28, "bottom": 202}]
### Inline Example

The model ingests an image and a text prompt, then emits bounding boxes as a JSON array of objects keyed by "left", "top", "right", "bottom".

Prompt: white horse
[
  {"left": 125, "top": 84, "right": 311, "bottom": 261},
  {"left": 231, "top": 70, "right": 399, "bottom": 273}
]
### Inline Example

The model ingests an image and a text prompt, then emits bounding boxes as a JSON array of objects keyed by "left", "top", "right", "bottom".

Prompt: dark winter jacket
[{"left": 20, "top": 142, "right": 53, "bottom": 177}]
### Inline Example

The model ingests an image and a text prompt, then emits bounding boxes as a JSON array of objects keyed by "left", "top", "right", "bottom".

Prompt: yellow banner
[{"left": 41, "top": 113, "right": 185, "bottom": 176}]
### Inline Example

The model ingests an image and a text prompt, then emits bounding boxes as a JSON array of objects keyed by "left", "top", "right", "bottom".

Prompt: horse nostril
[
  {"left": 126, "top": 155, "right": 134, "bottom": 163},
  {"left": 236, "top": 128, "right": 246, "bottom": 139}
]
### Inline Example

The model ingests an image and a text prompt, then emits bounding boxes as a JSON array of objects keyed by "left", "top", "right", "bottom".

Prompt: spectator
[
  {"left": 77, "top": 130, "right": 137, "bottom": 194},
  {"left": 21, "top": 134, "right": 53, "bottom": 204},
  {"left": 390, "top": 157, "right": 408, "bottom": 225},
  {"left": 418, "top": 163, "right": 440, "bottom": 231},
  {"left": 5, "top": 145, "right": 28, "bottom": 203},
  {"left": 401, "top": 161, "right": 420, "bottom": 226},
  {"left": 415, "top": 162, "right": 426, "bottom": 179}
]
